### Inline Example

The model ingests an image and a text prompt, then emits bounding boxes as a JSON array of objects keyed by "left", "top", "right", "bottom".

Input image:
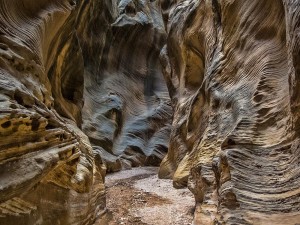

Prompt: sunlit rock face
[
  {"left": 0, "top": 0, "right": 106, "bottom": 224},
  {"left": 80, "top": 0, "right": 172, "bottom": 171},
  {"left": 159, "top": 0, "right": 300, "bottom": 224}
]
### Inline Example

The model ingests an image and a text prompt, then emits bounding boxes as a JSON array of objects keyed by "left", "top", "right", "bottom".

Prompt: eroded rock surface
[
  {"left": 0, "top": 0, "right": 105, "bottom": 224},
  {"left": 80, "top": 0, "right": 172, "bottom": 171},
  {"left": 159, "top": 0, "right": 300, "bottom": 224},
  {"left": 0, "top": 0, "right": 171, "bottom": 224},
  {"left": 1, "top": 0, "right": 300, "bottom": 224}
]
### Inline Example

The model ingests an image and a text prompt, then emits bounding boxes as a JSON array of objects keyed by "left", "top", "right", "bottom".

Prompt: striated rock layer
[
  {"left": 80, "top": 0, "right": 172, "bottom": 171},
  {"left": 1, "top": 0, "right": 300, "bottom": 224},
  {"left": 0, "top": 0, "right": 106, "bottom": 224},
  {"left": 159, "top": 0, "right": 300, "bottom": 224},
  {"left": 0, "top": 0, "right": 171, "bottom": 224}
]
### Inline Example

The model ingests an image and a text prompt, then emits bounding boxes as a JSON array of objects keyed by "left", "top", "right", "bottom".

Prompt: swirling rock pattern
[
  {"left": 80, "top": 0, "right": 172, "bottom": 170},
  {"left": 159, "top": 0, "right": 300, "bottom": 224},
  {"left": 1, "top": 0, "right": 300, "bottom": 224},
  {"left": 0, "top": 0, "right": 171, "bottom": 224},
  {"left": 0, "top": 0, "right": 106, "bottom": 224}
]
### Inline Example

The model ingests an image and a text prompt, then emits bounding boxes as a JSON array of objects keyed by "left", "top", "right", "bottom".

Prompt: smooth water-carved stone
[
  {"left": 80, "top": 0, "right": 172, "bottom": 169},
  {"left": 0, "top": 0, "right": 106, "bottom": 224},
  {"left": 160, "top": 0, "right": 300, "bottom": 224}
]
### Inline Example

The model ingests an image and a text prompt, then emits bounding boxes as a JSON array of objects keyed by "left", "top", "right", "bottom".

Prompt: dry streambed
[{"left": 101, "top": 167, "right": 194, "bottom": 225}]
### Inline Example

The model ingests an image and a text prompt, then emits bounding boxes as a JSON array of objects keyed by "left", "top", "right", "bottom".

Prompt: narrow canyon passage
[
  {"left": 2, "top": 0, "right": 300, "bottom": 224},
  {"left": 99, "top": 167, "right": 194, "bottom": 225}
]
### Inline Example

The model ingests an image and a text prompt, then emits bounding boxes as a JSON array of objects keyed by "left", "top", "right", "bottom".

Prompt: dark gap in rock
[
  {"left": 31, "top": 118, "right": 40, "bottom": 131},
  {"left": 1, "top": 121, "right": 11, "bottom": 128},
  {"left": 45, "top": 123, "right": 56, "bottom": 130}
]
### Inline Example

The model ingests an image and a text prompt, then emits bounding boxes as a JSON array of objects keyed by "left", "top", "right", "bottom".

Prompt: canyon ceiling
[{"left": 0, "top": 0, "right": 300, "bottom": 224}]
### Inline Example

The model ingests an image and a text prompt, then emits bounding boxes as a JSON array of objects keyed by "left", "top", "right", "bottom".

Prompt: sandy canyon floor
[{"left": 97, "top": 167, "right": 195, "bottom": 225}]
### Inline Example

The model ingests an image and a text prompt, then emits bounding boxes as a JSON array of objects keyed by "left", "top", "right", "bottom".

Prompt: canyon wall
[
  {"left": 159, "top": 0, "right": 300, "bottom": 224},
  {"left": 1, "top": 0, "right": 300, "bottom": 224},
  {"left": 0, "top": 0, "right": 171, "bottom": 224},
  {"left": 79, "top": 0, "right": 172, "bottom": 172},
  {"left": 0, "top": 0, "right": 107, "bottom": 224}
]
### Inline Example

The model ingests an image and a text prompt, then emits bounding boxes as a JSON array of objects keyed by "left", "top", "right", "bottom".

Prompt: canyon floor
[{"left": 100, "top": 167, "right": 194, "bottom": 225}]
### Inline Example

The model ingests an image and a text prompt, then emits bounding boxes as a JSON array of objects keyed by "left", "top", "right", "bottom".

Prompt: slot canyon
[{"left": 0, "top": 0, "right": 300, "bottom": 224}]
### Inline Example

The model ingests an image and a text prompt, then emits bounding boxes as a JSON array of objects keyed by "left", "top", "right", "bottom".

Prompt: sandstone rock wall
[
  {"left": 0, "top": 1, "right": 106, "bottom": 224},
  {"left": 159, "top": 0, "right": 300, "bottom": 224},
  {"left": 1, "top": 0, "right": 300, "bottom": 224},
  {"left": 0, "top": 0, "right": 171, "bottom": 224},
  {"left": 79, "top": 0, "right": 172, "bottom": 171}
]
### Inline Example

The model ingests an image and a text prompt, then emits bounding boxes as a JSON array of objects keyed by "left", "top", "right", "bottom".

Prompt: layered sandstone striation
[
  {"left": 0, "top": 0, "right": 105, "bottom": 224},
  {"left": 80, "top": 0, "right": 172, "bottom": 171},
  {"left": 159, "top": 0, "right": 300, "bottom": 224},
  {"left": 0, "top": 0, "right": 171, "bottom": 224},
  {"left": 1, "top": 0, "right": 300, "bottom": 224}
]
